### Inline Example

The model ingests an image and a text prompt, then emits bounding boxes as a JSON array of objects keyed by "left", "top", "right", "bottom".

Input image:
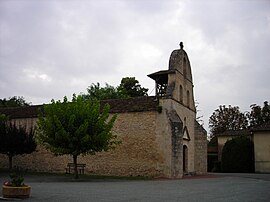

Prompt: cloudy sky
[{"left": 0, "top": 0, "right": 269, "bottom": 131}]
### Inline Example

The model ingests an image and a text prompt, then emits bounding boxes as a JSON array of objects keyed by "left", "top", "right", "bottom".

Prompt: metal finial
[{"left": 180, "top": 42, "right": 184, "bottom": 49}]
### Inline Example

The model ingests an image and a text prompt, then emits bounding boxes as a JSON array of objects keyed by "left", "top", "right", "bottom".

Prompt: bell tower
[
  {"left": 148, "top": 42, "right": 197, "bottom": 177},
  {"left": 148, "top": 42, "right": 195, "bottom": 111}
]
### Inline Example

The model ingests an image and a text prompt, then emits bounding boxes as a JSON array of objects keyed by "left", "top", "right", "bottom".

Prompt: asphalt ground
[{"left": 0, "top": 173, "right": 270, "bottom": 202}]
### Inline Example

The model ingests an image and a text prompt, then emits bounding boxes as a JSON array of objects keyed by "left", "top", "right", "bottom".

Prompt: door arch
[{"left": 183, "top": 145, "right": 188, "bottom": 173}]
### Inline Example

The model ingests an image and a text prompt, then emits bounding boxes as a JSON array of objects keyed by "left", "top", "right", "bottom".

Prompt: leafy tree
[
  {"left": 84, "top": 82, "right": 128, "bottom": 100},
  {"left": 36, "top": 95, "right": 119, "bottom": 179},
  {"left": 248, "top": 101, "right": 270, "bottom": 128},
  {"left": 0, "top": 96, "right": 30, "bottom": 108},
  {"left": 83, "top": 77, "right": 148, "bottom": 100},
  {"left": 209, "top": 105, "right": 248, "bottom": 136},
  {"left": 0, "top": 114, "right": 36, "bottom": 170},
  {"left": 221, "top": 136, "right": 254, "bottom": 173},
  {"left": 118, "top": 77, "right": 148, "bottom": 97}
]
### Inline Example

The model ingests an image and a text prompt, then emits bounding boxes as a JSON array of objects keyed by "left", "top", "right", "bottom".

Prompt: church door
[{"left": 183, "top": 145, "right": 188, "bottom": 173}]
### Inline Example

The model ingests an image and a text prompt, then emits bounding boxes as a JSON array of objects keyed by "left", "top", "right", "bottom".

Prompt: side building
[
  {"left": 215, "top": 121, "right": 270, "bottom": 173},
  {"left": 0, "top": 43, "right": 207, "bottom": 178}
]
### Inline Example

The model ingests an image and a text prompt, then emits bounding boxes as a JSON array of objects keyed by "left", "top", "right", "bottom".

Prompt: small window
[
  {"left": 180, "top": 85, "right": 183, "bottom": 103},
  {"left": 187, "top": 90, "right": 190, "bottom": 108},
  {"left": 183, "top": 57, "right": 187, "bottom": 78}
]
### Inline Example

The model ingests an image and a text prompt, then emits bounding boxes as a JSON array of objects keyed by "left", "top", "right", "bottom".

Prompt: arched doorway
[{"left": 183, "top": 145, "right": 188, "bottom": 173}]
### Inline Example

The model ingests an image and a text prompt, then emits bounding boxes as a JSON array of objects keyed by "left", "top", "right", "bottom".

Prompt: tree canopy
[
  {"left": 0, "top": 114, "right": 36, "bottom": 170},
  {"left": 248, "top": 101, "right": 270, "bottom": 128},
  {"left": 209, "top": 105, "right": 248, "bottom": 136},
  {"left": 0, "top": 96, "right": 30, "bottom": 108},
  {"left": 118, "top": 77, "right": 148, "bottom": 97},
  {"left": 36, "top": 94, "right": 119, "bottom": 178},
  {"left": 84, "top": 82, "right": 128, "bottom": 100},
  {"left": 209, "top": 101, "right": 270, "bottom": 137},
  {"left": 83, "top": 77, "right": 148, "bottom": 100}
]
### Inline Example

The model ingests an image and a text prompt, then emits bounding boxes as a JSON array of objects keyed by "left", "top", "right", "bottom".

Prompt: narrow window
[
  {"left": 180, "top": 85, "right": 183, "bottom": 103},
  {"left": 187, "top": 90, "right": 190, "bottom": 108},
  {"left": 183, "top": 145, "right": 188, "bottom": 172},
  {"left": 183, "top": 57, "right": 187, "bottom": 78}
]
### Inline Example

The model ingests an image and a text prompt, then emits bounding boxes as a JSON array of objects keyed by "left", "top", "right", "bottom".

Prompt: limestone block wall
[
  {"left": 0, "top": 111, "right": 169, "bottom": 177},
  {"left": 160, "top": 98, "right": 196, "bottom": 173},
  {"left": 167, "top": 109, "right": 184, "bottom": 178},
  {"left": 154, "top": 108, "right": 173, "bottom": 177},
  {"left": 160, "top": 99, "right": 196, "bottom": 173},
  {"left": 194, "top": 121, "right": 207, "bottom": 174},
  {"left": 168, "top": 71, "right": 196, "bottom": 112},
  {"left": 79, "top": 111, "right": 166, "bottom": 177}
]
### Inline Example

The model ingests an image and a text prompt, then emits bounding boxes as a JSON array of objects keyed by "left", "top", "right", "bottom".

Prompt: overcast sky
[{"left": 0, "top": 0, "right": 269, "bottom": 132}]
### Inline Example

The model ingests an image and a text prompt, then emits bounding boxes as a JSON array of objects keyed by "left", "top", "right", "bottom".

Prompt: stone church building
[{"left": 0, "top": 43, "right": 207, "bottom": 178}]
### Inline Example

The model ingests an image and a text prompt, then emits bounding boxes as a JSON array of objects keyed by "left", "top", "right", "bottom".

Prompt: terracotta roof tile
[
  {"left": 0, "top": 105, "right": 42, "bottom": 119},
  {"left": 216, "top": 129, "right": 251, "bottom": 137},
  {"left": 0, "top": 96, "right": 158, "bottom": 119},
  {"left": 101, "top": 96, "right": 158, "bottom": 113}
]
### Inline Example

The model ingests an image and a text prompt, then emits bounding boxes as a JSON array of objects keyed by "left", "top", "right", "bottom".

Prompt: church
[{"left": 0, "top": 43, "right": 207, "bottom": 178}]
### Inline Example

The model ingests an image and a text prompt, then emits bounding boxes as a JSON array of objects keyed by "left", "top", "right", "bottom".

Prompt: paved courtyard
[{"left": 1, "top": 173, "right": 270, "bottom": 201}]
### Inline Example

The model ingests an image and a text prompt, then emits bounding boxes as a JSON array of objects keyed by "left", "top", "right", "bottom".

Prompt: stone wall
[
  {"left": 0, "top": 96, "right": 208, "bottom": 178},
  {"left": 0, "top": 111, "right": 169, "bottom": 177},
  {"left": 194, "top": 120, "right": 207, "bottom": 174},
  {"left": 159, "top": 98, "right": 196, "bottom": 174}
]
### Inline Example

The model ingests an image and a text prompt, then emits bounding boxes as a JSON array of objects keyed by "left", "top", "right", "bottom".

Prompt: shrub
[{"left": 221, "top": 136, "right": 254, "bottom": 173}]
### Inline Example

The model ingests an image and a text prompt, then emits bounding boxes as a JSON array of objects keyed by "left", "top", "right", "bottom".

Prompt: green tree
[
  {"left": 0, "top": 114, "right": 36, "bottom": 170},
  {"left": 83, "top": 77, "right": 148, "bottom": 100},
  {"left": 84, "top": 82, "right": 128, "bottom": 100},
  {"left": 36, "top": 95, "right": 119, "bottom": 179},
  {"left": 221, "top": 136, "right": 254, "bottom": 173},
  {"left": 248, "top": 101, "right": 270, "bottom": 128},
  {"left": 209, "top": 105, "right": 248, "bottom": 136},
  {"left": 0, "top": 96, "right": 30, "bottom": 108},
  {"left": 118, "top": 77, "right": 148, "bottom": 97}
]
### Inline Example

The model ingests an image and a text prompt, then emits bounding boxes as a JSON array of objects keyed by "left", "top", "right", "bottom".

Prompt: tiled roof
[
  {"left": 216, "top": 129, "right": 251, "bottom": 137},
  {"left": 101, "top": 96, "right": 158, "bottom": 113},
  {"left": 215, "top": 121, "right": 270, "bottom": 136},
  {"left": 0, "top": 96, "right": 158, "bottom": 119},
  {"left": 0, "top": 105, "right": 43, "bottom": 119},
  {"left": 251, "top": 121, "right": 270, "bottom": 132}
]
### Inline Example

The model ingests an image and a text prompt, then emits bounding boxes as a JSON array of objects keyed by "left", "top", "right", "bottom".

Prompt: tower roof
[
  {"left": 148, "top": 42, "right": 193, "bottom": 83},
  {"left": 168, "top": 42, "right": 193, "bottom": 82},
  {"left": 147, "top": 70, "right": 175, "bottom": 84}
]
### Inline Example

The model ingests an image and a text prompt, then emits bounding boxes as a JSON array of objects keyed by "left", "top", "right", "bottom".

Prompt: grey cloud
[{"left": 0, "top": 0, "right": 269, "bottom": 133}]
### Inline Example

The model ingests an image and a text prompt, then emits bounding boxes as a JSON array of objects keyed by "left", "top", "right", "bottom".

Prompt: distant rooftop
[
  {"left": 216, "top": 129, "right": 251, "bottom": 137},
  {"left": 215, "top": 122, "right": 270, "bottom": 136},
  {"left": 251, "top": 121, "right": 270, "bottom": 132}
]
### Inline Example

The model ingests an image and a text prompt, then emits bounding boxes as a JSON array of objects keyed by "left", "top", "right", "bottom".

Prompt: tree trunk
[
  {"left": 8, "top": 155, "right": 13, "bottom": 171},
  {"left": 73, "top": 155, "right": 78, "bottom": 179}
]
